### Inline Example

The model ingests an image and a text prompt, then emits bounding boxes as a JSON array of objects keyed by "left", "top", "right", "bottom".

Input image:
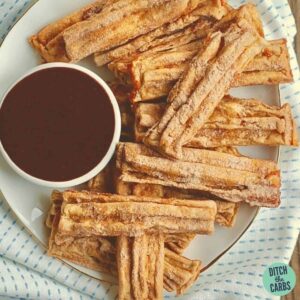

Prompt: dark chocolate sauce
[{"left": 0, "top": 67, "right": 115, "bottom": 181}]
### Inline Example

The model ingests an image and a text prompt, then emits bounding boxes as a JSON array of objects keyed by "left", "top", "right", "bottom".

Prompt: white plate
[{"left": 0, "top": 0, "right": 280, "bottom": 283}]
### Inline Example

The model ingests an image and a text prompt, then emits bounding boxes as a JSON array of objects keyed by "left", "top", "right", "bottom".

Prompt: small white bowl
[{"left": 0, "top": 62, "right": 121, "bottom": 188}]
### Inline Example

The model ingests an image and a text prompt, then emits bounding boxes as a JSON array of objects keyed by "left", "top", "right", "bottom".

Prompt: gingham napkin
[{"left": 0, "top": 1, "right": 299, "bottom": 299}]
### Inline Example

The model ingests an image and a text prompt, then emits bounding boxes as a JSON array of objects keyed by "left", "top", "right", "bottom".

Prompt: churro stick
[
  {"left": 62, "top": 0, "right": 205, "bottom": 62},
  {"left": 117, "top": 143, "right": 281, "bottom": 207},
  {"left": 164, "top": 248, "right": 201, "bottom": 295},
  {"left": 49, "top": 231, "right": 201, "bottom": 296},
  {"left": 48, "top": 187, "right": 196, "bottom": 251},
  {"left": 94, "top": 0, "right": 229, "bottom": 66},
  {"left": 57, "top": 191, "right": 217, "bottom": 237},
  {"left": 117, "top": 234, "right": 164, "bottom": 300},
  {"left": 135, "top": 97, "right": 298, "bottom": 147},
  {"left": 50, "top": 184, "right": 232, "bottom": 256},
  {"left": 116, "top": 180, "right": 239, "bottom": 228},
  {"left": 191, "top": 99, "right": 298, "bottom": 147},
  {"left": 144, "top": 22, "right": 264, "bottom": 157},
  {"left": 46, "top": 191, "right": 196, "bottom": 278},
  {"left": 29, "top": 0, "right": 108, "bottom": 62}
]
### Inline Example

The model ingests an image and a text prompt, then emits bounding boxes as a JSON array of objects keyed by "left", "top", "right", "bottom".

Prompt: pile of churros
[{"left": 30, "top": 0, "right": 299, "bottom": 299}]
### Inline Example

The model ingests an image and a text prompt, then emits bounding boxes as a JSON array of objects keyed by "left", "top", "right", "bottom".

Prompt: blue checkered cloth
[{"left": 0, "top": 1, "right": 299, "bottom": 299}]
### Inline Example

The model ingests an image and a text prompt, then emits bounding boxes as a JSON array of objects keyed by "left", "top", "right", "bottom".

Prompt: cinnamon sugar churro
[
  {"left": 135, "top": 97, "right": 298, "bottom": 147},
  {"left": 117, "top": 143, "right": 281, "bottom": 207},
  {"left": 57, "top": 190, "right": 217, "bottom": 237},
  {"left": 47, "top": 191, "right": 202, "bottom": 293},
  {"left": 117, "top": 234, "right": 164, "bottom": 300},
  {"left": 115, "top": 180, "right": 239, "bottom": 228},
  {"left": 117, "top": 234, "right": 202, "bottom": 298},
  {"left": 164, "top": 248, "right": 201, "bottom": 295}
]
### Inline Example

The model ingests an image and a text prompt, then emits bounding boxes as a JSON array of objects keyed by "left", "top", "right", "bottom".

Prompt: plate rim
[{"left": 0, "top": 0, "right": 281, "bottom": 282}]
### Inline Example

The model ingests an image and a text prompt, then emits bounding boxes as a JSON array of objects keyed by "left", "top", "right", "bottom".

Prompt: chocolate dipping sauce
[{"left": 0, "top": 67, "right": 115, "bottom": 182}]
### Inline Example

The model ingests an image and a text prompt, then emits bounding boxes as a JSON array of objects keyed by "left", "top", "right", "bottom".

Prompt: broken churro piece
[
  {"left": 57, "top": 190, "right": 217, "bottom": 237},
  {"left": 117, "top": 143, "right": 281, "bottom": 207},
  {"left": 164, "top": 248, "right": 201, "bottom": 295},
  {"left": 165, "top": 233, "right": 196, "bottom": 254},
  {"left": 134, "top": 97, "right": 298, "bottom": 147},
  {"left": 117, "top": 234, "right": 164, "bottom": 300}
]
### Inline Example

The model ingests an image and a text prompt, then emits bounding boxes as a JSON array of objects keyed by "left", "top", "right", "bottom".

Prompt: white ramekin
[{"left": 0, "top": 62, "right": 121, "bottom": 188}]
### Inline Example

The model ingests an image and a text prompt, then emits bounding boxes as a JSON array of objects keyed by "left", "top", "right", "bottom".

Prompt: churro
[
  {"left": 117, "top": 234, "right": 164, "bottom": 300},
  {"left": 135, "top": 97, "right": 298, "bottom": 147},
  {"left": 94, "top": 0, "right": 229, "bottom": 66},
  {"left": 117, "top": 143, "right": 281, "bottom": 207},
  {"left": 57, "top": 190, "right": 217, "bottom": 237}
]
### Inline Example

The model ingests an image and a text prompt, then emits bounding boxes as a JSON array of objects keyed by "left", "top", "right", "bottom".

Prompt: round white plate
[{"left": 0, "top": 0, "right": 280, "bottom": 283}]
